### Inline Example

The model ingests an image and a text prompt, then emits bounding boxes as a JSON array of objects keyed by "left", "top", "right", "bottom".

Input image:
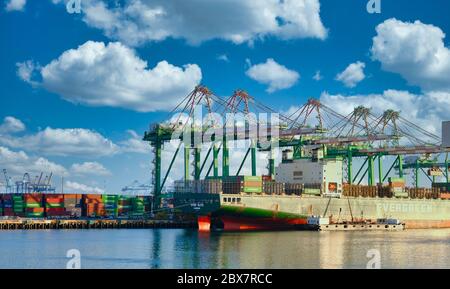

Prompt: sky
[{"left": 1, "top": 0, "right": 450, "bottom": 193}]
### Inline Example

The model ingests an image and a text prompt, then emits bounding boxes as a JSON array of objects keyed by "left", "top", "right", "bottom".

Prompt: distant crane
[
  {"left": 121, "top": 180, "right": 153, "bottom": 196},
  {"left": 2, "top": 169, "right": 13, "bottom": 194},
  {"left": 3, "top": 170, "right": 56, "bottom": 194}
]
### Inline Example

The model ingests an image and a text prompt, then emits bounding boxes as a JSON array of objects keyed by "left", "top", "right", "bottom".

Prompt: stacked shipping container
[
  {"left": 45, "top": 194, "right": 66, "bottom": 217},
  {"left": 389, "top": 177, "right": 408, "bottom": 198},
  {"left": 222, "top": 176, "right": 262, "bottom": 194},
  {"left": 130, "top": 197, "right": 145, "bottom": 217},
  {"left": 118, "top": 196, "right": 132, "bottom": 216},
  {"left": 24, "top": 194, "right": 44, "bottom": 218},
  {"left": 103, "top": 195, "right": 118, "bottom": 217},
  {"left": 83, "top": 195, "right": 105, "bottom": 217},
  {"left": 2, "top": 195, "right": 13, "bottom": 216},
  {"left": 64, "top": 194, "right": 82, "bottom": 217},
  {"left": 0, "top": 193, "right": 151, "bottom": 218},
  {"left": 13, "top": 195, "right": 24, "bottom": 217}
]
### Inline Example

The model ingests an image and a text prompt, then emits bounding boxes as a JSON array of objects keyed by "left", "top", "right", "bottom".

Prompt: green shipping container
[
  {"left": 46, "top": 203, "right": 64, "bottom": 208},
  {"left": 303, "top": 188, "right": 321, "bottom": 196},
  {"left": 25, "top": 203, "right": 42, "bottom": 208},
  {"left": 26, "top": 213, "right": 44, "bottom": 218},
  {"left": 394, "top": 192, "right": 409, "bottom": 198},
  {"left": 243, "top": 187, "right": 263, "bottom": 193},
  {"left": 243, "top": 176, "right": 262, "bottom": 182}
]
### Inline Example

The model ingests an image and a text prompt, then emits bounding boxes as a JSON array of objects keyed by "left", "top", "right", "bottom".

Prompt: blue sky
[{"left": 1, "top": 0, "right": 450, "bottom": 193}]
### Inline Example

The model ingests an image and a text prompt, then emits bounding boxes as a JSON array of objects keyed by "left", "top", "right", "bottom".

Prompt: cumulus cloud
[
  {"left": 0, "top": 127, "right": 119, "bottom": 157},
  {"left": 313, "top": 70, "right": 323, "bottom": 81},
  {"left": 0, "top": 116, "right": 25, "bottom": 134},
  {"left": 70, "top": 161, "right": 111, "bottom": 176},
  {"left": 246, "top": 58, "right": 300, "bottom": 93},
  {"left": 18, "top": 41, "right": 202, "bottom": 112},
  {"left": 335, "top": 61, "right": 365, "bottom": 88},
  {"left": 320, "top": 89, "right": 450, "bottom": 136},
  {"left": 120, "top": 130, "right": 150, "bottom": 154},
  {"left": 0, "top": 146, "right": 68, "bottom": 176},
  {"left": 5, "top": 0, "right": 26, "bottom": 11},
  {"left": 16, "top": 61, "right": 39, "bottom": 86},
  {"left": 217, "top": 54, "right": 229, "bottom": 62},
  {"left": 65, "top": 180, "right": 105, "bottom": 194},
  {"left": 371, "top": 18, "right": 450, "bottom": 92},
  {"left": 52, "top": 0, "right": 327, "bottom": 46}
]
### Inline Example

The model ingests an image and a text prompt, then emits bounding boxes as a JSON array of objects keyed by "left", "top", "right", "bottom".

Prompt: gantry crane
[{"left": 144, "top": 86, "right": 448, "bottom": 210}]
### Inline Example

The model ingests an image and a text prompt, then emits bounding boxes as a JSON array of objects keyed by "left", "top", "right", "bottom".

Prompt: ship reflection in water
[{"left": 0, "top": 229, "right": 449, "bottom": 268}]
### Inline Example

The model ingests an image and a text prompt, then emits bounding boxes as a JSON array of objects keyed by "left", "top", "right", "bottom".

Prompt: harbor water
[{"left": 0, "top": 229, "right": 449, "bottom": 269}]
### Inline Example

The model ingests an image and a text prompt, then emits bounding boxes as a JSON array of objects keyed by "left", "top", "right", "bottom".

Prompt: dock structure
[
  {"left": 316, "top": 223, "right": 405, "bottom": 231},
  {"left": 0, "top": 219, "right": 196, "bottom": 230}
]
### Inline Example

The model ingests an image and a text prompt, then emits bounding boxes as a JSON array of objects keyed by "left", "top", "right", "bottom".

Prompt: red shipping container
[
  {"left": 46, "top": 211, "right": 68, "bottom": 216},
  {"left": 3, "top": 208, "right": 14, "bottom": 216},
  {"left": 46, "top": 208, "right": 65, "bottom": 213}
]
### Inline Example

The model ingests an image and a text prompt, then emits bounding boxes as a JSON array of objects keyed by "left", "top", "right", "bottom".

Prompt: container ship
[
  {"left": 143, "top": 86, "right": 450, "bottom": 232},
  {"left": 172, "top": 156, "right": 450, "bottom": 231}
]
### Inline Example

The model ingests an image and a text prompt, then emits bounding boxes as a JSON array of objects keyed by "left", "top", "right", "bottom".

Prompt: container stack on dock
[
  {"left": 83, "top": 195, "right": 105, "bottom": 217},
  {"left": 45, "top": 194, "right": 66, "bottom": 217},
  {"left": 103, "top": 195, "right": 118, "bottom": 217},
  {"left": 64, "top": 194, "right": 82, "bottom": 217},
  {"left": 2, "top": 195, "right": 13, "bottom": 216},
  {"left": 118, "top": 195, "right": 132, "bottom": 216},
  {"left": 130, "top": 197, "right": 145, "bottom": 217},
  {"left": 12, "top": 195, "right": 24, "bottom": 217},
  {"left": 24, "top": 193, "right": 44, "bottom": 218},
  {"left": 0, "top": 193, "right": 151, "bottom": 219}
]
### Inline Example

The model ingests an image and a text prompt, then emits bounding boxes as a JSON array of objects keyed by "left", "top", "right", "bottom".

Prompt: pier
[{"left": 0, "top": 219, "right": 196, "bottom": 230}]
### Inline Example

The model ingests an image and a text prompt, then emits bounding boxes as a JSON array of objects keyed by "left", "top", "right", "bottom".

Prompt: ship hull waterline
[{"left": 175, "top": 193, "right": 450, "bottom": 232}]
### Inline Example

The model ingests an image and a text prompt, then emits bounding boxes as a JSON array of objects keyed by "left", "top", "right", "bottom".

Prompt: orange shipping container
[{"left": 26, "top": 207, "right": 44, "bottom": 213}]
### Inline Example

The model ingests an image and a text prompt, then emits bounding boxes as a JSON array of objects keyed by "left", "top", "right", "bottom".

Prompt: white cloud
[
  {"left": 0, "top": 116, "right": 25, "bottom": 134},
  {"left": 120, "top": 130, "right": 150, "bottom": 154},
  {"left": 0, "top": 146, "right": 68, "bottom": 177},
  {"left": 371, "top": 18, "right": 450, "bottom": 92},
  {"left": 320, "top": 89, "right": 450, "bottom": 136},
  {"left": 53, "top": 0, "right": 327, "bottom": 46},
  {"left": 5, "top": 0, "right": 26, "bottom": 11},
  {"left": 217, "top": 54, "right": 229, "bottom": 62},
  {"left": 65, "top": 180, "right": 104, "bottom": 194},
  {"left": 0, "top": 127, "right": 119, "bottom": 157},
  {"left": 16, "top": 61, "right": 39, "bottom": 85},
  {"left": 19, "top": 41, "right": 202, "bottom": 112},
  {"left": 71, "top": 161, "right": 111, "bottom": 176},
  {"left": 313, "top": 70, "right": 323, "bottom": 81},
  {"left": 335, "top": 61, "right": 365, "bottom": 88},
  {"left": 246, "top": 58, "right": 300, "bottom": 93}
]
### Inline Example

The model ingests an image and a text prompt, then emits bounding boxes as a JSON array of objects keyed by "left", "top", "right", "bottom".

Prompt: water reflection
[{"left": 0, "top": 229, "right": 449, "bottom": 268}]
